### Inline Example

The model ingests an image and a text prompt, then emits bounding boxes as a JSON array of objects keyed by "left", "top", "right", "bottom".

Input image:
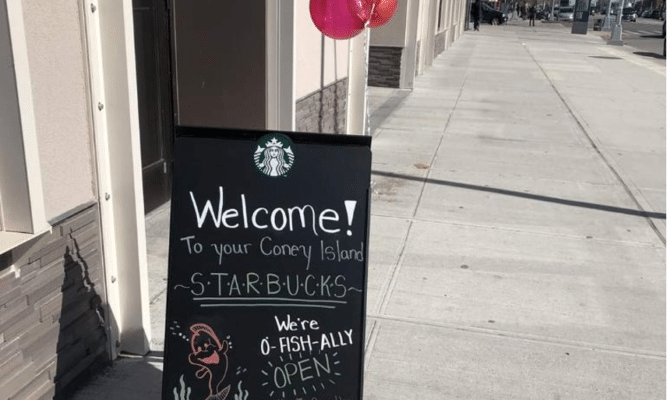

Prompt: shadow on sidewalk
[
  {"left": 633, "top": 51, "right": 666, "bottom": 59},
  {"left": 372, "top": 170, "right": 667, "bottom": 219},
  {"left": 369, "top": 90, "right": 410, "bottom": 136},
  {"left": 69, "top": 352, "right": 164, "bottom": 400}
]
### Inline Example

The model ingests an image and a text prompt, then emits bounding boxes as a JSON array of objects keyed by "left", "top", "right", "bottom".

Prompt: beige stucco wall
[
  {"left": 21, "top": 0, "right": 96, "bottom": 221},
  {"left": 295, "top": 0, "right": 349, "bottom": 100},
  {"left": 369, "top": 0, "right": 409, "bottom": 47}
]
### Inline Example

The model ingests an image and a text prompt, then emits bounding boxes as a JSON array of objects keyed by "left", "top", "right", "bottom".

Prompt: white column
[
  {"left": 402, "top": 0, "right": 421, "bottom": 88},
  {"left": 85, "top": 0, "right": 151, "bottom": 357},
  {"left": 267, "top": 0, "right": 296, "bottom": 131},
  {"left": 425, "top": 0, "right": 438, "bottom": 66},
  {"left": 346, "top": 32, "right": 367, "bottom": 135}
]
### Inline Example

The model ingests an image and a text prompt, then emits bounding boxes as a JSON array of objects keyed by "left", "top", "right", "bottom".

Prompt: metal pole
[
  {"left": 602, "top": 0, "right": 613, "bottom": 28},
  {"left": 608, "top": 0, "right": 625, "bottom": 43},
  {"left": 362, "top": 4, "right": 375, "bottom": 137},
  {"left": 363, "top": 27, "right": 371, "bottom": 136}
]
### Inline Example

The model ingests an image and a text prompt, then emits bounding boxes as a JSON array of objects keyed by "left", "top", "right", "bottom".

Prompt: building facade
[
  {"left": 368, "top": 0, "right": 465, "bottom": 88},
  {"left": 0, "top": 0, "right": 466, "bottom": 399}
]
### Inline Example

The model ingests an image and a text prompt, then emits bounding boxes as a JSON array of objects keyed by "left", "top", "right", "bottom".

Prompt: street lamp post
[
  {"left": 608, "top": 0, "right": 625, "bottom": 44},
  {"left": 551, "top": 0, "right": 556, "bottom": 19},
  {"left": 602, "top": 0, "right": 613, "bottom": 29}
]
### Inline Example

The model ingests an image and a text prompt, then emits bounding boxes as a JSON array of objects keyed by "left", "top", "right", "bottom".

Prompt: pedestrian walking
[
  {"left": 472, "top": 0, "right": 482, "bottom": 31},
  {"left": 529, "top": 3, "right": 536, "bottom": 26}
]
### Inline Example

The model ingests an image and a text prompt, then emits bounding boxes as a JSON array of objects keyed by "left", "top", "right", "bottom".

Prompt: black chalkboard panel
[{"left": 162, "top": 127, "right": 372, "bottom": 400}]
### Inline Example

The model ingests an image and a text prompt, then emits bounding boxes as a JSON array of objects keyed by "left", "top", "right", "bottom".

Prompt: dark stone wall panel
[
  {"left": 368, "top": 46, "right": 402, "bottom": 88},
  {"left": 434, "top": 31, "right": 446, "bottom": 57},
  {"left": 0, "top": 203, "right": 109, "bottom": 399},
  {"left": 295, "top": 78, "right": 348, "bottom": 134},
  {"left": 415, "top": 40, "right": 421, "bottom": 77}
]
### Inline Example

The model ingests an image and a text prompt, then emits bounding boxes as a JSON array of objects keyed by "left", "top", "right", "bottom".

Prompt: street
[
  {"left": 572, "top": 17, "right": 665, "bottom": 55},
  {"left": 527, "top": 16, "right": 665, "bottom": 57},
  {"left": 617, "top": 18, "right": 665, "bottom": 55}
]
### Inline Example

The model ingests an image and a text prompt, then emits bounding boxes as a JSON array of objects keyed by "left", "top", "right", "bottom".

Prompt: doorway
[{"left": 132, "top": 0, "right": 174, "bottom": 213}]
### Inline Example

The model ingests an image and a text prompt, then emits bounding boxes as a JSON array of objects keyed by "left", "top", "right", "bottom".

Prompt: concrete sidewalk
[{"left": 71, "top": 23, "right": 666, "bottom": 399}]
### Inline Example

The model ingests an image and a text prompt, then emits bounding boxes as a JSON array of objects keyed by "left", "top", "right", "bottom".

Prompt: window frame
[{"left": 0, "top": 0, "right": 49, "bottom": 255}]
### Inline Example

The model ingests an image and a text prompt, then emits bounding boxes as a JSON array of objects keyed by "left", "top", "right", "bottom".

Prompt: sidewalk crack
[{"left": 523, "top": 43, "right": 666, "bottom": 245}]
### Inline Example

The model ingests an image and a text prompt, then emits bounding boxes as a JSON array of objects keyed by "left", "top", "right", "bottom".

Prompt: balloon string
[
  {"left": 365, "top": 3, "right": 376, "bottom": 28},
  {"left": 363, "top": 27, "right": 370, "bottom": 136},
  {"left": 363, "top": 3, "right": 375, "bottom": 136}
]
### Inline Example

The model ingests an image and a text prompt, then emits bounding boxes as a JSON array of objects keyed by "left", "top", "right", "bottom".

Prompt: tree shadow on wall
[
  {"left": 0, "top": 209, "right": 116, "bottom": 400},
  {"left": 54, "top": 233, "right": 111, "bottom": 399},
  {"left": 56, "top": 210, "right": 162, "bottom": 400}
]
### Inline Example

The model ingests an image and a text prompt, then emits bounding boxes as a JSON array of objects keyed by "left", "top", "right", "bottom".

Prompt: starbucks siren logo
[{"left": 254, "top": 134, "right": 295, "bottom": 177}]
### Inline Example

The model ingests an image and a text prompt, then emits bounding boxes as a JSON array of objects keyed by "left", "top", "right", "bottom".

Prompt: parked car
[
  {"left": 649, "top": 9, "right": 662, "bottom": 19},
  {"left": 481, "top": 3, "right": 508, "bottom": 25},
  {"left": 536, "top": 8, "right": 551, "bottom": 19},
  {"left": 557, "top": 7, "right": 574, "bottom": 21},
  {"left": 622, "top": 7, "right": 637, "bottom": 21}
]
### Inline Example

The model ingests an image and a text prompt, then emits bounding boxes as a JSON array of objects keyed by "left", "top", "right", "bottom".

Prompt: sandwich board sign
[
  {"left": 161, "top": 127, "right": 372, "bottom": 400},
  {"left": 572, "top": 0, "right": 590, "bottom": 34}
]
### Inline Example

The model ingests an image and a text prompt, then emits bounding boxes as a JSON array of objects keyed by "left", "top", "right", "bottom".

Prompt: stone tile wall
[
  {"left": 368, "top": 46, "right": 402, "bottom": 88},
  {"left": 0, "top": 203, "right": 108, "bottom": 400},
  {"left": 415, "top": 40, "right": 421, "bottom": 77},
  {"left": 296, "top": 78, "right": 348, "bottom": 134},
  {"left": 434, "top": 31, "right": 446, "bottom": 57}
]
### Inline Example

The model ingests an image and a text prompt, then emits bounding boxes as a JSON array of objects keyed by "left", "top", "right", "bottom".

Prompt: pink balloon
[
  {"left": 310, "top": 0, "right": 365, "bottom": 40},
  {"left": 347, "top": 0, "right": 398, "bottom": 28},
  {"left": 348, "top": 0, "right": 372, "bottom": 23},
  {"left": 367, "top": 0, "right": 398, "bottom": 28}
]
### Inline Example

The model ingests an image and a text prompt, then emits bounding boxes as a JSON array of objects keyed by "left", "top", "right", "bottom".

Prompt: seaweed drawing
[
  {"left": 233, "top": 380, "right": 249, "bottom": 400},
  {"left": 173, "top": 375, "right": 192, "bottom": 400}
]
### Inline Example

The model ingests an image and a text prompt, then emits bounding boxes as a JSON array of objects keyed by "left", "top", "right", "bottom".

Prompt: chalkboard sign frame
[{"left": 161, "top": 126, "right": 372, "bottom": 400}]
